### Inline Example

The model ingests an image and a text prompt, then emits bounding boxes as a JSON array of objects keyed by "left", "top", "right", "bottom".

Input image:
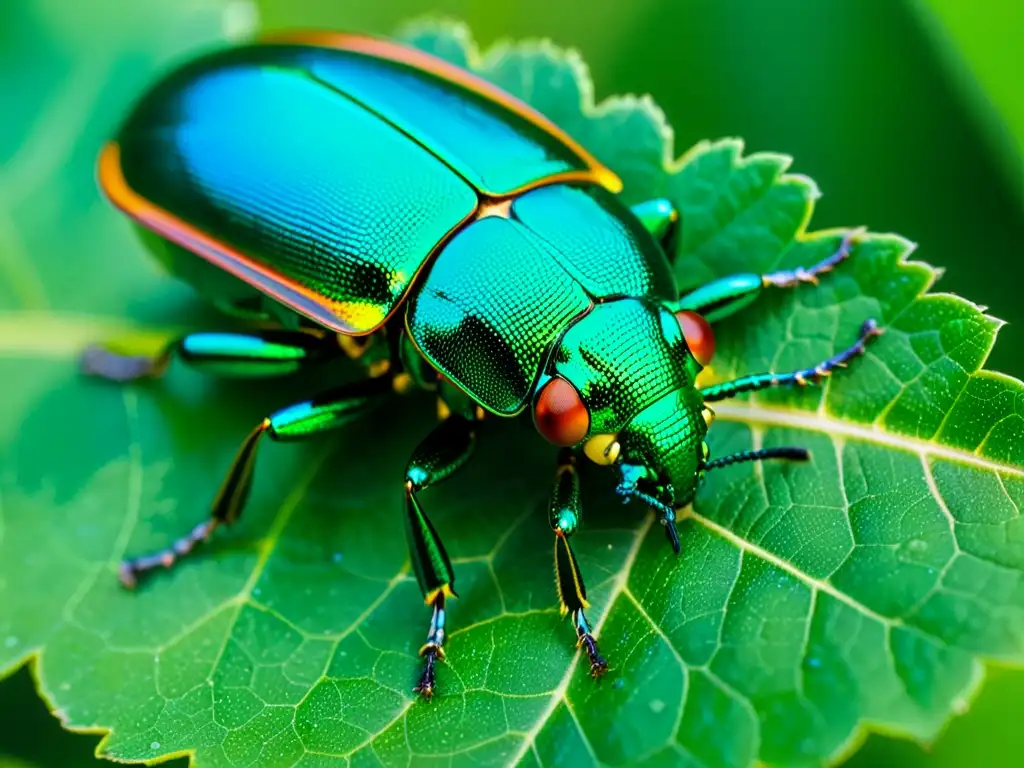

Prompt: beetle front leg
[
  {"left": 549, "top": 450, "right": 607, "bottom": 678},
  {"left": 403, "top": 415, "right": 476, "bottom": 698},
  {"left": 118, "top": 376, "right": 392, "bottom": 587},
  {"left": 671, "top": 228, "right": 864, "bottom": 323},
  {"left": 700, "top": 319, "right": 882, "bottom": 402},
  {"left": 82, "top": 328, "right": 342, "bottom": 382}
]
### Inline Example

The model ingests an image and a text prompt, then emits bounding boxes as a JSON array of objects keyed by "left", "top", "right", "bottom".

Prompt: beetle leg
[
  {"left": 82, "top": 328, "right": 340, "bottom": 382},
  {"left": 630, "top": 198, "right": 679, "bottom": 256},
  {"left": 404, "top": 415, "right": 477, "bottom": 698},
  {"left": 549, "top": 450, "right": 608, "bottom": 679},
  {"left": 118, "top": 376, "right": 392, "bottom": 587},
  {"left": 671, "top": 228, "right": 865, "bottom": 324},
  {"left": 700, "top": 319, "right": 882, "bottom": 402}
]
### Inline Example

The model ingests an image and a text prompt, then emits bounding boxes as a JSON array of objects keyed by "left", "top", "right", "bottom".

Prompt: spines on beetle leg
[
  {"left": 762, "top": 227, "right": 864, "bottom": 288},
  {"left": 701, "top": 319, "right": 882, "bottom": 402},
  {"left": 119, "top": 418, "right": 269, "bottom": 588}
]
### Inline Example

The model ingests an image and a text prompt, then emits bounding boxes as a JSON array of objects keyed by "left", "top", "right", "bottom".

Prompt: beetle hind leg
[
  {"left": 117, "top": 377, "right": 392, "bottom": 587},
  {"left": 119, "top": 417, "right": 268, "bottom": 587},
  {"left": 83, "top": 328, "right": 341, "bottom": 382}
]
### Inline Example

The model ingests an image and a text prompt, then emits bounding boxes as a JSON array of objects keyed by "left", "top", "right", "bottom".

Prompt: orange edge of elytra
[
  {"left": 259, "top": 30, "right": 624, "bottom": 195},
  {"left": 97, "top": 142, "right": 477, "bottom": 337}
]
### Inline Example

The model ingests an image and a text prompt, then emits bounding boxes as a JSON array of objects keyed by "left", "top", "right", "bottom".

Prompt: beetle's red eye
[
  {"left": 534, "top": 377, "right": 590, "bottom": 446},
  {"left": 675, "top": 310, "right": 716, "bottom": 366}
]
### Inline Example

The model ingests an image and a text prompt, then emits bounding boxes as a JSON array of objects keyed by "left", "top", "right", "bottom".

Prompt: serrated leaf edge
[{"left": 4, "top": 17, "right": 1022, "bottom": 768}]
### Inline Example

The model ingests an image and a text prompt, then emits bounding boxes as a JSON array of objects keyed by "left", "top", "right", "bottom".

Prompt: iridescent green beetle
[{"left": 85, "top": 31, "right": 881, "bottom": 697}]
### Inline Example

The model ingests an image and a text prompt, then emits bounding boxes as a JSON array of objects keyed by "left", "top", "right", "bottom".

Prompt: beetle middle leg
[
  {"left": 83, "top": 328, "right": 342, "bottom": 382},
  {"left": 548, "top": 449, "right": 607, "bottom": 678},
  {"left": 670, "top": 227, "right": 865, "bottom": 324},
  {"left": 117, "top": 376, "right": 393, "bottom": 587},
  {"left": 402, "top": 415, "right": 477, "bottom": 697},
  {"left": 631, "top": 198, "right": 679, "bottom": 255}
]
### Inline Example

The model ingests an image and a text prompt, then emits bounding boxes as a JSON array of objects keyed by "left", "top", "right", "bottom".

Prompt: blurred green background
[{"left": 2, "top": 0, "right": 1021, "bottom": 765}]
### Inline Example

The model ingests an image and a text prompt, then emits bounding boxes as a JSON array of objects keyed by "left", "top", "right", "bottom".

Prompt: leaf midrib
[{"left": 713, "top": 402, "right": 1021, "bottom": 476}]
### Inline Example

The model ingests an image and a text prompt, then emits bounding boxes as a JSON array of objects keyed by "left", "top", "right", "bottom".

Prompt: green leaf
[{"left": 2, "top": 5, "right": 1023, "bottom": 767}]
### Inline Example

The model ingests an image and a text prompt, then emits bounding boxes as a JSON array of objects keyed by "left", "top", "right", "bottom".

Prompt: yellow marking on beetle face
[
  {"left": 583, "top": 433, "right": 620, "bottom": 465},
  {"left": 702, "top": 406, "right": 716, "bottom": 428},
  {"left": 695, "top": 365, "right": 719, "bottom": 389}
]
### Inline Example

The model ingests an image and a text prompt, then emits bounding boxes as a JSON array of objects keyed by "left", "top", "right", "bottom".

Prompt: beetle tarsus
[
  {"left": 812, "top": 318, "right": 882, "bottom": 381},
  {"left": 414, "top": 645, "right": 441, "bottom": 698},
  {"left": 412, "top": 593, "right": 448, "bottom": 698},
  {"left": 763, "top": 227, "right": 865, "bottom": 288},
  {"left": 81, "top": 344, "right": 168, "bottom": 382},
  {"left": 118, "top": 519, "right": 219, "bottom": 588},
  {"left": 574, "top": 612, "right": 607, "bottom": 679}
]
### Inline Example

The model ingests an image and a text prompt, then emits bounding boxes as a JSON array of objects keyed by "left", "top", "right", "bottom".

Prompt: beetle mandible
[{"left": 84, "top": 31, "right": 881, "bottom": 697}]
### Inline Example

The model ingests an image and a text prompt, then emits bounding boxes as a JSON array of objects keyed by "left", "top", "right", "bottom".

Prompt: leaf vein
[
  {"left": 714, "top": 403, "right": 1024, "bottom": 477},
  {"left": 681, "top": 508, "right": 902, "bottom": 630}
]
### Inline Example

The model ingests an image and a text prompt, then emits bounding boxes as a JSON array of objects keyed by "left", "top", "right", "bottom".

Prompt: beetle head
[{"left": 532, "top": 299, "right": 713, "bottom": 510}]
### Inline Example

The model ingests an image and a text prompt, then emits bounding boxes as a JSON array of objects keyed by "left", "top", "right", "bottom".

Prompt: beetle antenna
[{"left": 703, "top": 446, "right": 809, "bottom": 471}]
